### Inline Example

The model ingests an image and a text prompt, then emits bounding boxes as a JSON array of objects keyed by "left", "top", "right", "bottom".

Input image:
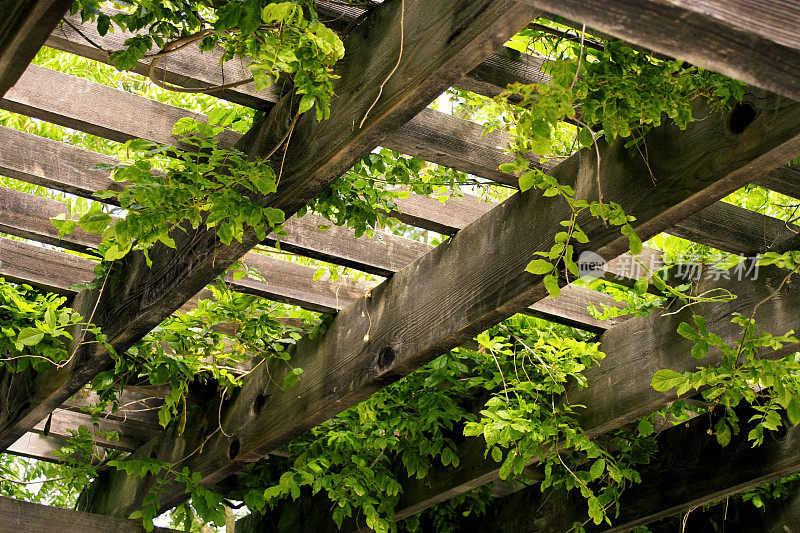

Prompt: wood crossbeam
[
  {"left": 0, "top": 496, "right": 180, "bottom": 533},
  {"left": 0, "top": 0, "right": 535, "bottom": 490},
  {"left": 0, "top": 126, "right": 622, "bottom": 328},
  {"left": 81, "top": 85, "right": 800, "bottom": 517},
  {"left": 468, "top": 403, "right": 800, "bottom": 532},
  {"left": 523, "top": 0, "right": 800, "bottom": 102},
  {"left": 0, "top": 0, "right": 73, "bottom": 96}
]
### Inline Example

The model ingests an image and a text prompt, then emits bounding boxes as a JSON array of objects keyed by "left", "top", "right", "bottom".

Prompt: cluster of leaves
[
  {"left": 651, "top": 311, "right": 800, "bottom": 447},
  {"left": 462, "top": 328, "right": 655, "bottom": 528},
  {"left": 0, "top": 278, "right": 107, "bottom": 373},
  {"left": 73, "top": 0, "right": 344, "bottom": 119},
  {"left": 52, "top": 116, "right": 286, "bottom": 266},
  {"left": 197, "top": 316, "right": 657, "bottom": 532},
  {"left": 305, "top": 149, "right": 472, "bottom": 239}
]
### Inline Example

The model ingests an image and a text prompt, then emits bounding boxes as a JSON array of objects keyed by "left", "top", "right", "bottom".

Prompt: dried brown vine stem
[
  {"left": 358, "top": 0, "right": 404, "bottom": 129},
  {"left": 147, "top": 30, "right": 255, "bottom": 94}
]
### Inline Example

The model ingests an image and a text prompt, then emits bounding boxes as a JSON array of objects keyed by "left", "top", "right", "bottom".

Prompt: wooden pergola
[{"left": 2, "top": 0, "right": 800, "bottom": 531}]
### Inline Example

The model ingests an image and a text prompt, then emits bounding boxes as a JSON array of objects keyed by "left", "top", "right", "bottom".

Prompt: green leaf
[
  {"left": 627, "top": 229, "right": 642, "bottom": 255},
  {"left": 788, "top": 397, "right": 800, "bottom": 425},
  {"left": 650, "top": 369, "right": 686, "bottom": 392},
  {"left": 298, "top": 94, "right": 316, "bottom": 115},
  {"left": 519, "top": 171, "right": 537, "bottom": 192},
  {"left": 589, "top": 458, "right": 605, "bottom": 480},
  {"left": 525, "top": 259, "right": 553, "bottom": 275},
  {"left": 637, "top": 418, "right": 654, "bottom": 437},
  {"left": 78, "top": 212, "right": 112, "bottom": 233},
  {"left": 543, "top": 274, "right": 561, "bottom": 298},
  {"left": 18, "top": 327, "right": 44, "bottom": 346}
]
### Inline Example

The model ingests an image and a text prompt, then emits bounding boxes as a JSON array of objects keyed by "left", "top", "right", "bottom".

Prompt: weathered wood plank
[
  {"left": 1, "top": 64, "right": 526, "bottom": 186},
  {"left": 0, "top": 127, "right": 621, "bottom": 328},
  {"left": 647, "top": 480, "right": 800, "bottom": 533},
  {"left": 88, "top": 88, "right": 800, "bottom": 516},
  {"left": 0, "top": 0, "right": 72, "bottom": 96},
  {"left": 50, "top": 5, "right": 549, "bottom": 106},
  {"left": 469, "top": 404, "right": 800, "bottom": 532},
  {"left": 525, "top": 0, "right": 800, "bottom": 102},
  {"left": 5, "top": 431, "right": 69, "bottom": 462},
  {"left": 30, "top": 408, "right": 159, "bottom": 452},
  {"left": 1, "top": 0, "right": 534, "bottom": 472},
  {"left": 0, "top": 496, "right": 180, "bottom": 533}
]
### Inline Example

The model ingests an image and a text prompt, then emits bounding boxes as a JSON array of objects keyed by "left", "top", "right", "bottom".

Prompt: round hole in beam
[
  {"left": 729, "top": 103, "right": 756, "bottom": 134},
  {"left": 229, "top": 437, "right": 241, "bottom": 460},
  {"left": 253, "top": 392, "right": 267, "bottom": 416},
  {"left": 377, "top": 346, "right": 396, "bottom": 369}
]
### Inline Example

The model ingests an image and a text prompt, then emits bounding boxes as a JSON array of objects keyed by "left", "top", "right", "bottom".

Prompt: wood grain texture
[
  {"left": 647, "top": 479, "right": 800, "bottom": 533},
  {"left": 332, "top": 261, "right": 800, "bottom": 529},
  {"left": 30, "top": 408, "right": 160, "bottom": 452},
  {"left": 91, "top": 88, "right": 800, "bottom": 517},
  {"left": 2, "top": 0, "right": 534, "bottom": 499},
  {"left": 0, "top": 0, "right": 73, "bottom": 96},
  {"left": 0, "top": 496, "right": 180, "bottom": 533},
  {"left": 526, "top": 0, "right": 800, "bottom": 101},
  {"left": 0, "top": 129, "right": 616, "bottom": 327},
  {"left": 469, "top": 405, "right": 800, "bottom": 532}
]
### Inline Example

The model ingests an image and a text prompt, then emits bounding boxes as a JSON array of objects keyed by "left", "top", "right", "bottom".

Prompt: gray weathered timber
[
  {"left": 4, "top": 67, "right": 798, "bottom": 284},
  {"left": 6, "top": 432, "right": 72, "bottom": 462},
  {"left": 0, "top": 0, "right": 73, "bottom": 96},
  {"left": 468, "top": 404, "right": 800, "bottom": 532},
  {"left": 86, "top": 88, "right": 800, "bottom": 517},
  {"left": 0, "top": 496, "right": 180, "bottom": 533},
  {"left": 0, "top": 127, "right": 622, "bottom": 328},
  {"left": 647, "top": 480, "right": 800, "bottom": 533},
  {"left": 254, "top": 258, "right": 800, "bottom": 531},
  {"left": 525, "top": 0, "right": 800, "bottom": 102},
  {"left": 7, "top": 65, "right": 800, "bottom": 257},
  {"left": 50, "top": 7, "right": 549, "bottom": 106},
  {"left": 1, "top": 0, "right": 534, "bottom": 472},
  {"left": 29, "top": 408, "right": 159, "bottom": 452},
  {"left": 1, "top": 64, "right": 528, "bottom": 185}
]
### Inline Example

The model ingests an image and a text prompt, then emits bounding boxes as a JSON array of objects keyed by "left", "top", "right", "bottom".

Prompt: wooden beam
[
  {"left": 468, "top": 405, "right": 800, "bottom": 532},
  {"left": 0, "top": 126, "right": 623, "bottom": 329},
  {"left": 256, "top": 261, "right": 800, "bottom": 531},
  {"left": 1, "top": 0, "right": 534, "bottom": 474},
  {"left": 524, "top": 0, "right": 800, "bottom": 102},
  {"left": 0, "top": 0, "right": 72, "bottom": 96},
  {"left": 86, "top": 86, "right": 800, "bottom": 517},
  {"left": 48, "top": 10, "right": 800, "bottom": 202},
  {"left": 647, "top": 480, "right": 800, "bottom": 533},
  {"left": 29, "top": 408, "right": 159, "bottom": 452},
  {"left": 0, "top": 496, "right": 180, "bottom": 533},
  {"left": 2, "top": 63, "right": 526, "bottom": 186},
  {"left": 7, "top": 63, "right": 799, "bottom": 259},
  {"left": 49, "top": 6, "right": 549, "bottom": 107}
]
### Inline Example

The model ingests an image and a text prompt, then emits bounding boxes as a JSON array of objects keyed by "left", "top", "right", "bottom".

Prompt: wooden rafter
[
  {"left": 82, "top": 85, "right": 800, "bottom": 517},
  {"left": 0, "top": 496, "right": 180, "bottom": 533},
  {"left": 240, "top": 255, "right": 800, "bottom": 529},
  {"left": 0, "top": 0, "right": 73, "bottom": 96},
  {"left": 471, "top": 404, "right": 800, "bottom": 532},
  {"left": 0, "top": 0, "right": 535, "bottom": 465},
  {"left": 523, "top": 0, "right": 800, "bottom": 102},
  {"left": 0, "top": 127, "right": 622, "bottom": 328}
]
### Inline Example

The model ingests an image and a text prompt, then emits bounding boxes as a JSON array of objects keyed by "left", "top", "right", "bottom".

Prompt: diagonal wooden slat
[
  {"left": 85, "top": 87, "right": 800, "bottom": 516},
  {"left": 0, "top": 127, "right": 622, "bottom": 328},
  {"left": 0, "top": 496, "right": 180, "bottom": 533},
  {"left": 523, "top": 0, "right": 800, "bottom": 102},
  {"left": 0, "top": 0, "right": 535, "bottom": 464},
  {"left": 468, "top": 403, "right": 800, "bottom": 532},
  {"left": 0, "top": 0, "right": 73, "bottom": 96}
]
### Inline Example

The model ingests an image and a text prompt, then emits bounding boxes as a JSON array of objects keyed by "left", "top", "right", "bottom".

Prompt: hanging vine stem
[
  {"left": 147, "top": 30, "right": 257, "bottom": 94},
  {"left": 358, "top": 0, "right": 404, "bottom": 129}
]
